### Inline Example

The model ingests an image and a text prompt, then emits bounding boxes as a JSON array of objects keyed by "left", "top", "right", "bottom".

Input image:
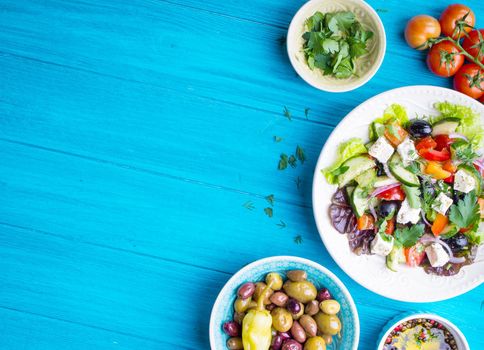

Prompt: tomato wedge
[
  {"left": 419, "top": 148, "right": 451, "bottom": 161},
  {"left": 416, "top": 136, "right": 437, "bottom": 151},
  {"left": 384, "top": 119, "right": 408, "bottom": 146},
  {"left": 431, "top": 213, "right": 449, "bottom": 236},
  {"left": 405, "top": 243, "right": 426, "bottom": 267},
  {"left": 434, "top": 134, "right": 454, "bottom": 150},
  {"left": 376, "top": 186, "right": 406, "bottom": 201},
  {"left": 443, "top": 175, "right": 454, "bottom": 184}
]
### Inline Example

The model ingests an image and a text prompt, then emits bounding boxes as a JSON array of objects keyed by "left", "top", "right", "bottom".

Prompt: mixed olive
[{"left": 222, "top": 270, "right": 342, "bottom": 350}]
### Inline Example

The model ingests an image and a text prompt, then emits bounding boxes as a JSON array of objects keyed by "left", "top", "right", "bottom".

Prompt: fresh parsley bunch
[{"left": 302, "top": 11, "right": 374, "bottom": 79}]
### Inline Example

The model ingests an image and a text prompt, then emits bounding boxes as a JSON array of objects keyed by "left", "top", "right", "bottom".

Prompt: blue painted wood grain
[{"left": 0, "top": 0, "right": 483, "bottom": 349}]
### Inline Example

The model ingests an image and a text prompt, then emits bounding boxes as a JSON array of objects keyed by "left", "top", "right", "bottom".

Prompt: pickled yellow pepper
[{"left": 241, "top": 281, "right": 273, "bottom": 350}]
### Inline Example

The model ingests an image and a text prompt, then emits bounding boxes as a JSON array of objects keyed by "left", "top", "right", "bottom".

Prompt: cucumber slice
[
  {"left": 431, "top": 117, "right": 460, "bottom": 136},
  {"left": 370, "top": 122, "right": 385, "bottom": 140},
  {"left": 355, "top": 168, "right": 377, "bottom": 189},
  {"left": 439, "top": 224, "right": 459, "bottom": 239},
  {"left": 336, "top": 155, "right": 376, "bottom": 188},
  {"left": 350, "top": 186, "right": 368, "bottom": 218},
  {"left": 386, "top": 245, "right": 406, "bottom": 272},
  {"left": 457, "top": 164, "right": 482, "bottom": 195},
  {"left": 374, "top": 176, "right": 399, "bottom": 188},
  {"left": 388, "top": 154, "right": 420, "bottom": 187}
]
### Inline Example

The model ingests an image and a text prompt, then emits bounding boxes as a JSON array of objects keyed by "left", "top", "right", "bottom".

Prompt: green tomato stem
[{"left": 444, "top": 36, "right": 484, "bottom": 70}]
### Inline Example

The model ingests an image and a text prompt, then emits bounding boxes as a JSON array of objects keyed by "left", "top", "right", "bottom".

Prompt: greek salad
[{"left": 324, "top": 102, "right": 484, "bottom": 276}]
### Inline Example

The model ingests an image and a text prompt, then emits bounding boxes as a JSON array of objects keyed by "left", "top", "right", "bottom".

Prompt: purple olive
[
  {"left": 271, "top": 335, "right": 284, "bottom": 350},
  {"left": 223, "top": 321, "right": 240, "bottom": 337},
  {"left": 237, "top": 282, "right": 256, "bottom": 299},
  {"left": 282, "top": 339, "right": 302, "bottom": 350},
  {"left": 286, "top": 298, "right": 301, "bottom": 314},
  {"left": 316, "top": 288, "right": 332, "bottom": 302},
  {"left": 278, "top": 331, "right": 291, "bottom": 341}
]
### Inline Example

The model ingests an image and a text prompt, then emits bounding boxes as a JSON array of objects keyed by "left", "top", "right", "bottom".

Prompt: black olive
[
  {"left": 446, "top": 233, "right": 468, "bottom": 251},
  {"left": 376, "top": 161, "right": 386, "bottom": 176},
  {"left": 379, "top": 201, "right": 400, "bottom": 218},
  {"left": 409, "top": 119, "right": 432, "bottom": 138}
]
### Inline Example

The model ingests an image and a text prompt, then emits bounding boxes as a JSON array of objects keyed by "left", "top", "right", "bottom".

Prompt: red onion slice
[
  {"left": 449, "top": 132, "right": 468, "bottom": 141},
  {"left": 435, "top": 237, "right": 454, "bottom": 260},
  {"left": 474, "top": 159, "right": 484, "bottom": 176},
  {"left": 449, "top": 256, "right": 466, "bottom": 264},
  {"left": 370, "top": 182, "right": 401, "bottom": 197},
  {"left": 420, "top": 211, "right": 431, "bottom": 227}
]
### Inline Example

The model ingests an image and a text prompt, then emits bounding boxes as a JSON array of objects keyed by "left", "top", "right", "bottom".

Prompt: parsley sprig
[
  {"left": 449, "top": 191, "right": 480, "bottom": 230},
  {"left": 302, "top": 11, "right": 374, "bottom": 78},
  {"left": 395, "top": 224, "right": 425, "bottom": 248}
]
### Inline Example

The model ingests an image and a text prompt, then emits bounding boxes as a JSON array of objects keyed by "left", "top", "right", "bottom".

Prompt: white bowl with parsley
[{"left": 287, "top": 0, "right": 386, "bottom": 92}]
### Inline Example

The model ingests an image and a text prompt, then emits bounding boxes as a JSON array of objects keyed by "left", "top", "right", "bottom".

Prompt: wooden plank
[
  {"left": 0, "top": 0, "right": 454, "bottom": 126},
  {"left": 0, "top": 306, "right": 164, "bottom": 349},
  {"left": 1, "top": 140, "right": 483, "bottom": 349},
  {"left": 0, "top": 53, "right": 329, "bottom": 209}
]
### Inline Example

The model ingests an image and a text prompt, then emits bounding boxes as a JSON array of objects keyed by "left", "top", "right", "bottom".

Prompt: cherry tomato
[
  {"left": 405, "top": 15, "right": 441, "bottom": 49},
  {"left": 405, "top": 243, "right": 426, "bottom": 267},
  {"left": 376, "top": 186, "right": 405, "bottom": 201},
  {"left": 440, "top": 4, "right": 475, "bottom": 39},
  {"left": 415, "top": 136, "right": 437, "bottom": 151},
  {"left": 427, "top": 41, "right": 464, "bottom": 77},
  {"left": 444, "top": 175, "right": 455, "bottom": 184},
  {"left": 462, "top": 29, "right": 484, "bottom": 64},
  {"left": 419, "top": 148, "right": 451, "bottom": 161},
  {"left": 434, "top": 134, "right": 454, "bottom": 150},
  {"left": 453, "top": 63, "right": 484, "bottom": 99}
]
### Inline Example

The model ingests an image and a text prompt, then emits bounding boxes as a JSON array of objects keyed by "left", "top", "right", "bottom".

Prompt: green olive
[
  {"left": 271, "top": 307, "right": 293, "bottom": 332},
  {"left": 305, "top": 300, "right": 320, "bottom": 316},
  {"left": 283, "top": 280, "right": 317, "bottom": 303},
  {"left": 286, "top": 270, "right": 307, "bottom": 282},
  {"left": 233, "top": 311, "right": 245, "bottom": 325},
  {"left": 266, "top": 272, "right": 283, "bottom": 290},
  {"left": 319, "top": 300, "right": 340, "bottom": 315},
  {"left": 320, "top": 334, "right": 333, "bottom": 345},
  {"left": 246, "top": 300, "right": 258, "bottom": 311},
  {"left": 254, "top": 282, "right": 273, "bottom": 305},
  {"left": 234, "top": 297, "right": 252, "bottom": 313},
  {"left": 304, "top": 336, "right": 326, "bottom": 350},
  {"left": 314, "top": 313, "right": 341, "bottom": 336},
  {"left": 299, "top": 315, "right": 318, "bottom": 337},
  {"left": 226, "top": 337, "right": 244, "bottom": 350}
]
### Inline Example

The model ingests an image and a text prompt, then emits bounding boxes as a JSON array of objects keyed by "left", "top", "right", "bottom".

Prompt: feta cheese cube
[
  {"left": 369, "top": 136, "right": 394, "bottom": 163},
  {"left": 397, "top": 137, "right": 418, "bottom": 165},
  {"left": 370, "top": 233, "right": 394, "bottom": 256},
  {"left": 432, "top": 192, "right": 453, "bottom": 215},
  {"left": 454, "top": 169, "right": 476, "bottom": 193},
  {"left": 425, "top": 243, "right": 450, "bottom": 267},
  {"left": 397, "top": 198, "right": 421, "bottom": 224}
]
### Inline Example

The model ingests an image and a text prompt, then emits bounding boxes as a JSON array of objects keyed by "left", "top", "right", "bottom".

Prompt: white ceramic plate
[
  {"left": 287, "top": 0, "right": 386, "bottom": 92},
  {"left": 312, "top": 86, "right": 484, "bottom": 302}
]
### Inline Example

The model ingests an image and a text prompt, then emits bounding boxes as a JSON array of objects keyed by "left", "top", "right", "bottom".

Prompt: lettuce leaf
[
  {"left": 369, "top": 104, "right": 409, "bottom": 140},
  {"left": 431, "top": 102, "right": 483, "bottom": 149},
  {"left": 322, "top": 138, "right": 367, "bottom": 184}
]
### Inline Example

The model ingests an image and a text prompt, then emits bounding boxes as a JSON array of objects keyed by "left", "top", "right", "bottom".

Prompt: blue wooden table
[{"left": 1, "top": 0, "right": 483, "bottom": 349}]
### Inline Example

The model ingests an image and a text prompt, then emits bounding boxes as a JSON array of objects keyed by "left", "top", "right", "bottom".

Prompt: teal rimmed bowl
[{"left": 209, "top": 256, "right": 359, "bottom": 350}]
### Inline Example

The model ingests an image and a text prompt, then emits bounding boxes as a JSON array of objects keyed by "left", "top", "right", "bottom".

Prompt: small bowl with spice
[
  {"left": 286, "top": 0, "right": 386, "bottom": 92},
  {"left": 209, "top": 256, "right": 359, "bottom": 350},
  {"left": 377, "top": 312, "right": 470, "bottom": 350}
]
